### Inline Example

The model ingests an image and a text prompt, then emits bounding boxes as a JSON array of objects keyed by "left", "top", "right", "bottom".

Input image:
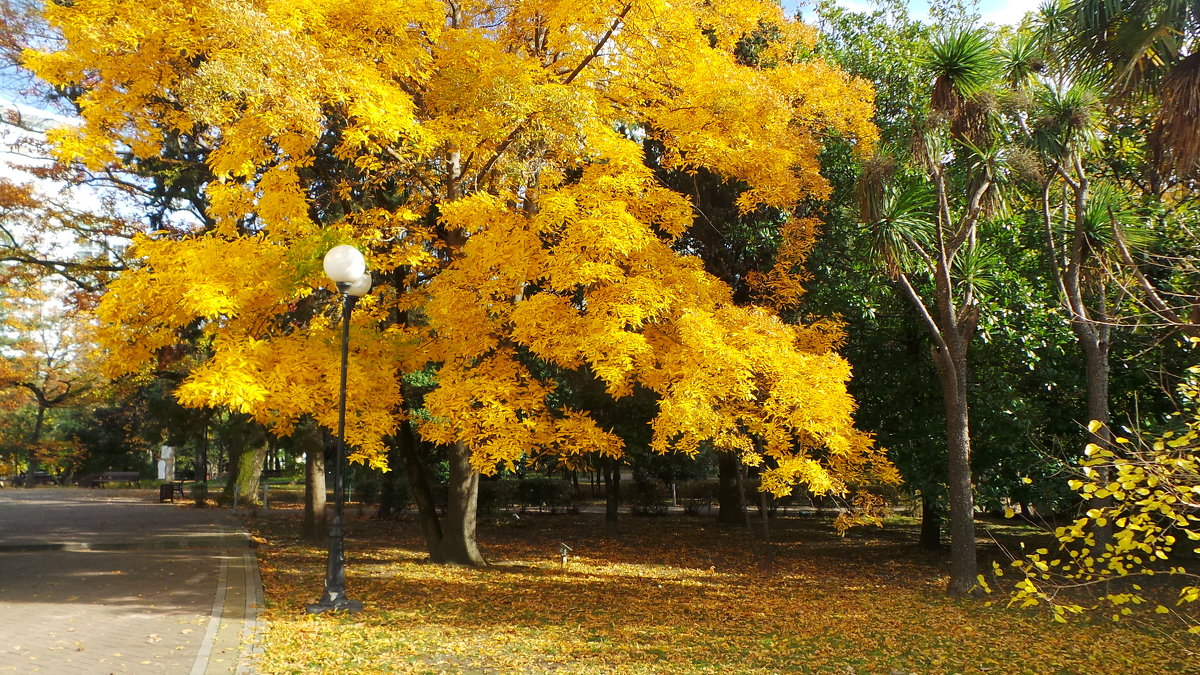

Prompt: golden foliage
[
  {"left": 990, "top": 354, "right": 1200, "bottom": 634},
  {"left": 32, "top": 0, "right": 886, "bottom": 495},
  {"left": 250, "top": 513, "right": 1197, "bottom": 673}
]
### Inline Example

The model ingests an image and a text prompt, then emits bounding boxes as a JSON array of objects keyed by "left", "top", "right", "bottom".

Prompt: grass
[{"left": 248, "top": 509, "right": 1198, "bottom": 674}]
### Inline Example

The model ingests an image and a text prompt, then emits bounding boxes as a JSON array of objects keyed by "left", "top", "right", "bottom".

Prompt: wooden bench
[
  {"left": 84, "top": 471, "right": 142, "bottom": 488},
  {"left": 158, "top": 481, "right": 187, "bottom": 502}
]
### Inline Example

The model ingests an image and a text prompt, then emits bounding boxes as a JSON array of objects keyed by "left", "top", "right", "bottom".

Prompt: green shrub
[
  {"left": 676, "top": 479, "right": 717, "bottom": 515},
  {"left": 515, "top": 478, "right": 575, "bottom": 512},
  {"left": 629, "top": 479, "right": 670, "bottom": 516},
  {"left": 478, "top": 480, "right": 517, "bottom": 514}
]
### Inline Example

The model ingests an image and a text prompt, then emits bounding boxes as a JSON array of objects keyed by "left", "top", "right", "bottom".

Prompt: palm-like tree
[
  {"left": 1063, "top": 0, "right": 1200, "bottom": 174},
  {"left": 858, "top": 30, "right": 1006, "bottom": 596},
  {"left": 1018, "top": 77, "right": 1144, "bottom": 550},
  {"left": 925, "top": 28, "right": 1000, "bottom": 145}
]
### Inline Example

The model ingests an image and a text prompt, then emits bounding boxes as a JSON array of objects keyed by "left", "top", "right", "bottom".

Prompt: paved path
[{"left": 0, "top": 488, "right": 262, "bottom": 674}]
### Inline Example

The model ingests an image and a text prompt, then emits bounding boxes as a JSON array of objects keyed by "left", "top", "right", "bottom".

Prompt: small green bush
[
  {"left": 677, "top": 479, "right": 717, "bottom": 515},
  {"left": 629, "top": 479, "right": 670, "bottom": 516},
  {"left": 515, "top": 478, "right": 574, "bottom": 512}
]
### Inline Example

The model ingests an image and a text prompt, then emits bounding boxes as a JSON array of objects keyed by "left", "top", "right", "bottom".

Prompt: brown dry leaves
[{"left": 253, "top": 513, "right": 1196, "bottom": 674}]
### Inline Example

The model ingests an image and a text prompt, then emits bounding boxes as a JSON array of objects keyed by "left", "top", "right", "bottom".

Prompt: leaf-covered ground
[{"left": 250, "top": 510, "right": 1198, "bottom": 674}]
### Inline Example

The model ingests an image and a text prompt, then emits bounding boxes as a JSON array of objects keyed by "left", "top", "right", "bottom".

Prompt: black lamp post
[{"left": 307, "top": 244, "right": 370, "bottom": 615}]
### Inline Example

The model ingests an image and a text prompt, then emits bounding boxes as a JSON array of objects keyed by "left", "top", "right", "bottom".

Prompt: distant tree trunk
[
  {"left": 377, "top": 435, "right": 401, "bottom": 519},
  {"left": 758, "top": 488, "right": 773, "bottom": 554},
  {"left": 735, "top": 457, "right": 752, "bottom": 534},
  {"left": 1046, "top": 163, "right": 1114, "bottom": 549},
  {"left": 223, "top": 417, "right": 268, "bottom": 505},
  {"left": 752, "top": 441, "right": 773, "bottom": 548},
  {"left": 435, "top": 441, "right": 484, "bottom": 566},
  {"left": 397, "top": 421, "right": 445, "bottom": 562},
  {"left": 716, "top": 451, "right": 742, "bottom": 524},
  {"left": 920, "top": 494, "right": 943, "bottom": 550},
  {"left": 603, "top": 457, "right": 621, "bottom": 528},
  {"left": 298, "top": 421, "right": 327, "bottom": 541},
  {"left": 22, "top": 404, "right": 46, "bottom": 487},
  {"left": 194, "top": 414, "right": 209, "bottom": 507}
]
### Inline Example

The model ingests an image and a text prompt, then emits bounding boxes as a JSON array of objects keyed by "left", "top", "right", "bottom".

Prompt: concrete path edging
[{"left": 191, "top": 526, "right": 264, "bottom": 675}]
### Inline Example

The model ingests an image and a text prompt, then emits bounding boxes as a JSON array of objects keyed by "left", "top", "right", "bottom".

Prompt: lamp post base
[{"left": 305, "top": 593, "right": 364, "bottom": 614}]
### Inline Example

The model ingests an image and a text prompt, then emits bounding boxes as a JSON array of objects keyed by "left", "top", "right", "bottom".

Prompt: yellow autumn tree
[
  {"left": 28, "top": 0, "right": 893, "bottom": 564},
  {"left": 989, "top": 349, "right": 1200, "bottom": 634},
  {"left": 0, "top": 280, "right": 97, "bottom": 482}
]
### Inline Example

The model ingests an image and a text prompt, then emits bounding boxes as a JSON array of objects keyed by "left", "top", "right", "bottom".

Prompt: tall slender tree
[{"left": 858, "top": 28, "right": 1004, "bottom": 595}]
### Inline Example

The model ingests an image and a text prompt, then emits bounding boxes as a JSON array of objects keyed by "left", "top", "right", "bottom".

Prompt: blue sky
[{"left": 783, "top": 0, "right": 1042, "bottom": 25}]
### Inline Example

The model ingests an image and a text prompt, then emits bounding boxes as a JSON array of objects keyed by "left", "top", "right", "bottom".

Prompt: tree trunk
[
  {"left": 377, "top": 435, "right": 400, "bottom": 519},
  {"left": 299, "top": 421, "right": 327, "bottom": 541},
  {"left": 1058, "top": 168, "right": 1115, "bottom": 549},
  {"left": 194, "top": 415, "right": 209, "bottom": 507},
  {"left": 397, "top": 420, "right": 445, "bottom": 561},
  {"left": 223, "top": 419, "right": 268, "bottom": 506},
  {"left": 920, "top": 493, "right": 943, "bottom": 551},
  {"left": 736, "top": 456, "right": 753, "bottom": 534},
  {"left": 603, "top": 457, "right": 621, "bottom": 528},
  {"left": 1080, "top": 331, "right": 1113, "bottom": 548},
  {"left": 716, "top": 451, "right": 743, "bottom": 524},
  {"left": 936, "top": 348, "right": 978, "bottom": 596},
  {"left": 1080, "top": 337, "right": 1111, "bottom": 437},
  {"left": 435, "top": 441, "right": 484, "bottom": 566},
  {"left": 758, "top": 488, "right": 773, "bottom": 554},
  {"left": 23, "top": 404, "right": 46, "bottom": 487}
]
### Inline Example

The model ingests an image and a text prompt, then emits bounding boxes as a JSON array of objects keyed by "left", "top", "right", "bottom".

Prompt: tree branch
[
  {"left": 470, "top": 4, "right": 632, "bottom": 185},
  {"left": 895, "top": 271, "right": 950, "bottom": 355}
]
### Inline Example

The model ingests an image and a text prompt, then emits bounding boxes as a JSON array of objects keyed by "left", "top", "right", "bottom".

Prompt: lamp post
[{"left": 307, "top": 244, "right": 370, "bottom": 614}]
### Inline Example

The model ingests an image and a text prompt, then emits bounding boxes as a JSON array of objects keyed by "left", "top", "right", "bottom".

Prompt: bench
[
  {"left": 159, "top": 481, "right": 187, "bottom": 502},
  {"left": 83, "top": 471, "right": 142, "bottom": 488}
]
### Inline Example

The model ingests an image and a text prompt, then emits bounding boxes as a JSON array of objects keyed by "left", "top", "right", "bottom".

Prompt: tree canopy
[{"left": 27, "top": 0, "right": 894, "bottom": 499}]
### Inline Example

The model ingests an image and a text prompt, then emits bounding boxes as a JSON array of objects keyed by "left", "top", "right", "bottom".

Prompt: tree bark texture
[
  {"left": 299, "top": 421, "right": 327, "bottom": 541},
  {"left": 222, "top": 417, "right": 268, "bottom": 506},
  {"left": 1079, "top": 328, "right": 1114, "bottom": 548},
  {"left": 716, "top": 451, "right": 743, "bottom": 524},
  {"left": 1060, "top": 169, "right": 1114, "bottom": 548},
  {"left": 194, "top": 415, "right": 209, "bottom": 507},
  {"left": 604, "top": 457, "right": 621, "bottom": 528},
  {"left": 933, "top": 341, "right": 977, "bottom": 596},
  {"left": 397, "top": 420, "right": 446, "bottom": 562},
  {"left": 23, "top": 405, "right": 46, "bottom": 487},
  {"left": 435, "top": 440, "right": 484, "bottom": 566},
  {"left": 377, "top": 434, "right": 401, "bottom": 519}
]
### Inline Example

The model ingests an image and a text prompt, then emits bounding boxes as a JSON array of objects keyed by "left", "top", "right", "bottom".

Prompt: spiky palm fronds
[
  {"left": 1065, "top": 0, "right": 1200, "bottom": 173},
  {"left": 1030, "top": 78, "right": 1104, "bottom": 161},
  {"left": 859, "top": 178, "right": 936, "bottom": 278},
  {"left": 1001, "top": 34, "right": 1046, "bottom": 88},
  {"left": 1032, "top": 0, "right": 1072, "bottom": 42},
  {"left": 1081, "top": 183, "right": 1152, "bottom": 253},
  {"left": 926, "top": 29, "right": 1001, "bottom": 116},
  {"left": 1068, "top": 0, "right": 1197, "bottom": 94},
  {"left": 951, "top": 239, "right": 1001, "bottom": 299},
  {"left": 954, "top": 133, "right": 1008, "bottom": 218}
]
